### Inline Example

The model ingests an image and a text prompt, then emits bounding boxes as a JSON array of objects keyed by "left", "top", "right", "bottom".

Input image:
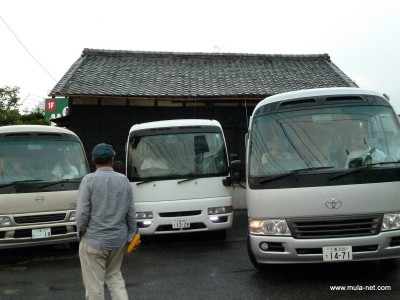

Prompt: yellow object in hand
[{"left": 127, "top": 234, "right": 141, "bottom": 253}]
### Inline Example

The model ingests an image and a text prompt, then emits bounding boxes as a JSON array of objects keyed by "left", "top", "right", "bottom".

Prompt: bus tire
[{"left": 247, "top": 234, "right": 268, "bottom": 271}]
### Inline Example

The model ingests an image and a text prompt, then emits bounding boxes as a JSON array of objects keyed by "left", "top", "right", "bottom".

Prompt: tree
[{"left": 0, "top": 86, "right": 50, "bottom": 126}]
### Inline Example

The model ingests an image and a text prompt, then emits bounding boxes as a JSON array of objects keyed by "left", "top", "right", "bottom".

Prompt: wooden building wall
[{"left": 67, "top": 99, "right": 256, "bottom": 170}]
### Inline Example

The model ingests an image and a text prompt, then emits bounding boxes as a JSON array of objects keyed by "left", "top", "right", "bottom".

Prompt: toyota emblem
[{"left": 325, "top": 198, "right": 342, "bottom": 209}]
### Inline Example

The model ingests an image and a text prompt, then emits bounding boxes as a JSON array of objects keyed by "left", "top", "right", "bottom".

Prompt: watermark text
[{"left": 330, "top": 285, "right": 391, "bottom": 291}]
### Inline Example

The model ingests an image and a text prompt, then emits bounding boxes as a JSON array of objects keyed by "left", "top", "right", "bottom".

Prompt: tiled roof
[{"left": 50, "top": 49, "right": 358, "bottom": 98}]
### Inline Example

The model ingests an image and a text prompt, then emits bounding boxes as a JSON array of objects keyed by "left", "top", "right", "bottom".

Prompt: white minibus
[
  {"left": 126, "top": 119, "right": 233, "bottom": 238},
  {"left": 0, "top": 125, "right": 89, "bottom": 249},
  {"left": 235, "top": 88, "right": 400, "bottom": 270}
]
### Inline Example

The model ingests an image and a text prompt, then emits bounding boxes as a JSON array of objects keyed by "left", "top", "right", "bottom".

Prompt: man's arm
[
  {"left": 76, "top": 176, "right": 91, "bottom": 239},
  {"left": 125, "top": 180, "right": 137, "bottom": 242}
]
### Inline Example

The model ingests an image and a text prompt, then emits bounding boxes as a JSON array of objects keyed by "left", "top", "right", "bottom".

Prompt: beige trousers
[{"left": 79, "top": 237, "right": 128, "bottom": 300}]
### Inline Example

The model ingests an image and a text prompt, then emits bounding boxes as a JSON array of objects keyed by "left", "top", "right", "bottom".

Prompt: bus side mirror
[
  {"left": 223, "top": 159, "right": 245, "bottom": 186},
  {"left": 230, "top": 160, "right": 245, "bottom": 181}
]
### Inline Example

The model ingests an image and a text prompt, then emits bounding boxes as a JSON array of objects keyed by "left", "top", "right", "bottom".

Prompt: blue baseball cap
[{"left": 92, "top": 143, "right": 116, "bottom": 163}]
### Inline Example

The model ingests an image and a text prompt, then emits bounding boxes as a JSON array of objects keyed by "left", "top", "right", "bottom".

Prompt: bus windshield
[
  {"left": 249, "top": 105, "right": 400, "bottom": 176},
  {"left": 0, "top": 140, "right": 89, "bottom": 185},
  {"left": 127, "top": 132, "right": 229, "bottom": 181}
]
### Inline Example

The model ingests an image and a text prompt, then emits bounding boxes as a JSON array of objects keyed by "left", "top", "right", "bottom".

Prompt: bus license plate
[
  {"left": 32, "top": 228, "right": 51, "bottom": 239},
  {"left": 172, "top": 219, "right": 190, "bottom": 229},
  {"left": 323, "top": 245, "right": 352, "bottom": 261}
]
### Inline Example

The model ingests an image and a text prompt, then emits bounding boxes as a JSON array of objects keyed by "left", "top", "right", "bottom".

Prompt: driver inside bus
[
  {"left": 52, "top": 150, "right": 79, "bottom": 179},
  {"left": 141, "top": 149, "right": 168, "bottom": 170},
  {"left": 343, "top": 123, "right": 387, "bottom": 168}
]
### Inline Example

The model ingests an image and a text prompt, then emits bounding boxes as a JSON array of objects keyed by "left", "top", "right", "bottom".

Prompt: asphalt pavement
[{"left": 3, "top": 210, "right": 400, "bottom": 300}]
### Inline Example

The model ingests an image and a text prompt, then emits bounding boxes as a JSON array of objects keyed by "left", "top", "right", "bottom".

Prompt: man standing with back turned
[{"left": 76, "top": 143, "right": 136, "bottom": 300}]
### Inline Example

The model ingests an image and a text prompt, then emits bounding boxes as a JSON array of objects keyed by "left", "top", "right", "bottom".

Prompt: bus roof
[
  {"left": 129, "top": 119, "right": 222, "bottom": 133},
  {"left": 254, "top": 87, "right": 386, "bottom": 112},
  {"left": 0, "top": 125, "right": 77, "bottom": 135}
]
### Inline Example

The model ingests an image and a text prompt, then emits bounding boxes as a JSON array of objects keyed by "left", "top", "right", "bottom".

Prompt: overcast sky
[{"left": 1, "top": 0, "right": 400, "bottom": 113}]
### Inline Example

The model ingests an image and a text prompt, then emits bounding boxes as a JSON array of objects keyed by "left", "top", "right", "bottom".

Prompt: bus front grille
[
  {"left": 159, "top": 210, "right": 201, "bottom": 217},
  {"left": 13, "top": 226, "right": 69, "bottom": 238},
  {"left": 14, "top": 213, "right": 66, "bottom": 224},
  {"left": 287, "top": 214, "right": 382, "bottom": 239}
]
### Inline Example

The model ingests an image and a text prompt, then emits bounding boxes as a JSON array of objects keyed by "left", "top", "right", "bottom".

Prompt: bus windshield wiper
[
  {"left": 330, "top": 160, "right": 400, "bottom": 180},
  {"left": 177, "top": 177, "right": 200, "bottom": 184},
  {"left": 259, "top": 166, "right": 334, "bottom": 184},
  {"left": 38, "top": 179, "right": 81, "bottom": 189},
  {"left": 135, "top": 176, "right": 169, "bottom": 185},
  {"left": 136, "top": 179, "right": 156, "bottom": 186},
  {"left": 0, "top": 180, "right": 43, "bottom": 189}
]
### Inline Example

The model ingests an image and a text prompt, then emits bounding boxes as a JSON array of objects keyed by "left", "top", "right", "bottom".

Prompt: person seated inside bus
[
  {"left": 0, "top": 156, "right": 32, "bottom": 181},
  {"left": 0, "top": 157, "right": 13, "bottom": 182},
  {"left": 261, "top": 136, "right": 293, "bottom": 164},
  {"left": 10, "top": 160, "right": 31, "bottom": 177},
  {"left": 0, "top": 157, "right": 5, "bottom": 171},
  {"left": 249, "top": 136, "right": 298, "bottom": 174},
  {"left": 52, "top": 150, "right": 79, "bottom": 179},
  {"left": 343, "top": 125, "right": 387, "bottom": 168},
  {"left": 141, "top": 150, "right": 168, "bottom": 170}
]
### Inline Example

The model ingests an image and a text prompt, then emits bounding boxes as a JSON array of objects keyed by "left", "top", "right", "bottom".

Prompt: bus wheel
[
  {"left": 380, "top": 258, "right": 400, "bottom": 270},
  {"left": 247, "top": 234, "right": 268, "bottom": 271}
]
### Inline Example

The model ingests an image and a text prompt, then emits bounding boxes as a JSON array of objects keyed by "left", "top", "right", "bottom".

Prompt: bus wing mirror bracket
[{"left": 230, "top": 154, "right": 239, "bottom": 162}]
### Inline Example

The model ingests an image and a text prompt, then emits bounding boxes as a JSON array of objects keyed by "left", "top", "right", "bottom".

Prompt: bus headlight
[
  {"left": 381, "top": 213, "right": 400, "bottom": 231},
  {"left": 136, "top": 211, "right": 153, "bottom": 228},
  {"left": 136, "top": 211, "right": 153, "bottom": 219},
  {"left": 0, "top": 216, "right": 11, "bottom": 227},
  {"left": 208, "top": 206, "right": 233, "bottom": 215},
  {"left": 249, "top": 219, "right": 291, "bottom": 236},
  {"left": 69, "top": 211, "right": 76, "bottom": 222}
]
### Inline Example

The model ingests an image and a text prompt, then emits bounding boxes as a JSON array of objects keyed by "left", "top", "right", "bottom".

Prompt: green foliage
[
  {"left": 0, "top": 86, "right": 50, "bottom": 126},
  {"left": 20, "top": 108, "right": 49, "bottom": 125},
  {"left": 0, "top": 86, "right": 19, "bottom": 111}
]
